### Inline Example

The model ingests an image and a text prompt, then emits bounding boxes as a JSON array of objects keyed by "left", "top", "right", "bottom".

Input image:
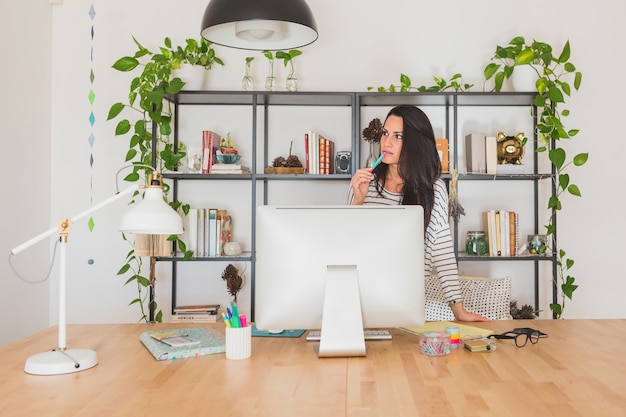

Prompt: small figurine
[{"left": 496, "top": 132, "right": 525, "bottom": 164}]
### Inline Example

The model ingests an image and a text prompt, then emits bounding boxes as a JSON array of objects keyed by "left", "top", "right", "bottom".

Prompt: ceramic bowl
[{"left": 216, "top": 152, "right": 241, "bottom": 164}]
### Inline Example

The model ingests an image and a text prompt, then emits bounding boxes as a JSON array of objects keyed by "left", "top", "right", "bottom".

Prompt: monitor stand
[{"left": 315, "top": 265, "right": 367, "bottom": 358}]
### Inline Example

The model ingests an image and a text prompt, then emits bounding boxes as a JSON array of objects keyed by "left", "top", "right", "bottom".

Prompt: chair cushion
[{"left": 425, "top": 275, "right": 512, "bottom": 321}]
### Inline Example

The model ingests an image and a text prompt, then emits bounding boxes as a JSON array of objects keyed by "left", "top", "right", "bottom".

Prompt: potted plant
[
  {"left": 484, "top": 36, "right": 588, "bottom": 318},
  {"left": 276, "top": 49, "right": 302, "bottom": 92},
  {"left": 107, "top": 36, "right": 223, "bottom": 322}
]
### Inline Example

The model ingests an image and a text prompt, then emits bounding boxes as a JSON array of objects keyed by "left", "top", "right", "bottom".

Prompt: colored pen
[
  {"left": 370, "top": 151, "right": 387, "bottom": 170},
  {"left": 239, "top": 314, "right": 247, "bottom": 328},
  {"left": 222, "top": 312, "right": 232, "bottom": 327},
  {"left": 230, "top": 302, "right": 240, "bottom": 328}
]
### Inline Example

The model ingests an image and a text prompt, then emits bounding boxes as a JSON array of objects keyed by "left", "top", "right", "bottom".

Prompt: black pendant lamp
[{"left": 201, "top": 0, "right": 318, "bottom": 51}]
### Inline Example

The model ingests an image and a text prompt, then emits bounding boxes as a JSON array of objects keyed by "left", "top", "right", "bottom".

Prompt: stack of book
[
  {"left": 210, "top": 163, "right": 251, "bottom": 174},
  {"left": 187, "top": 208, "right": 233, "bottom": 257},
  {"left": 171, "top": 304, "right": 221, "bottom": 323},
  {"left": 305, "top": 131, "right": 335, "bottom": 174},
  {"left": 482, "top": 210, "right": 519, "bottom": 256}
]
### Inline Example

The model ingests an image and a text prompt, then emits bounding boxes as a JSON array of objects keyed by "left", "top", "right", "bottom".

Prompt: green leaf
[
  {"left": 547, "top": 196, "right": 561, "bottom": 210},
  {"left": 562, "top": 276, "right": 578, "bottom": 299},
  {"left": 567, "top": 184, "right": 581, "bottom": 197},
  {"left": 558, "top": 173, "right": 570, "bottom": 189},
  {"left": 494, "top": 72, "right": 505, "bottom": 92},
  {"left": 549, "top": 303, "right": 562, "bottom": 318},
  {"left": 557, "top": 40, "right": 571, "bottom": 63},
  {"left": 515, "top": 49, "right": 535, "bottom": 65},
  {"left": 112, "top": 56, "right": 139, "bottom": 72},
  {"left": 574, "top": 72, "right": 582, "bottom": 90},
  {"left": 117, "top": 264, "right": 131, "bottom": 275},
  {"left": 484, "top": 63, "right": 500, "bottom": 80},
  {"left": 400, "top": 73, "right": 411, "bottom": 88},
  {"left": 155, "top": 310, "right": 163, "bottom": 323},
  {"left": 573, "top": 153, "right": 588, "bottom": 166},
  {"left": 549, "top": 147, "right": 566, "bottom": 169},
  {"left": 115, "top": 120, "right": 131, "bottom": 136},
  {"left": 108, "top": 103, "right": 125, "bottom": 120}
]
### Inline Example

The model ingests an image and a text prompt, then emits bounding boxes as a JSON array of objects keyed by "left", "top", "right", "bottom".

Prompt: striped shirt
[{"left": 348, "top": 178, "right": 463, "bottom": 304}]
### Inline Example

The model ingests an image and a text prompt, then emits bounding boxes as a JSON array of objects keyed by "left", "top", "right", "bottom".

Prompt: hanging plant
[
  {"left": 484, "top": 36, "right": 587, "bottom": 318},
  {"left": 108, "top": 36, "right": 223, "bottom": 322}
]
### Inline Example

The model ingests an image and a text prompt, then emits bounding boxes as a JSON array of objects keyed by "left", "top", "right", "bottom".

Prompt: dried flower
[
  {"left": 221, "top": 264, "right": 243, "bottom": 300},
  {"left": 363, "top": 118, "right": 383, "bottom": 143}
]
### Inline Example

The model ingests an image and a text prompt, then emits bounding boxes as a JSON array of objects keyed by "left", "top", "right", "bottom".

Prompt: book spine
[
  {"left": 436, "top": 138, "right": 449, "bottom": 173},
  {"left": 197, "top": 208, "right": 205, "bottom": 257},
  {"left": 171, "top": 314, "right": 219, "bottom": 323},
  {"left": 495, "top": 210, "right": 502, "bottom": 256},
  {"left": 509, "top": 211, "right": 516, "bottom": 256},
  {"left": 203, "top": 208, "right": 209, "bottom": 257},
  {"left": 208, "top": 208, "right": 217, "bottom": 257},
  {"left": 485, "top": 135, "right": 498, "bottom": 175},
  {"left": 188, "top": 208, "right": 198, "bottom": 256},
  {"left": 202, "top": 130, "right": 210, "bottom": 174},
  {"left": 304, "top": 132, "right": 310, "bottom": 173}
]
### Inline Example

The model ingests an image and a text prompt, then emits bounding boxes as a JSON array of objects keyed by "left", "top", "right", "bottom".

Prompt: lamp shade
[
  {"left": 119, "top": 187, "right": 183, "bottom": 235},
  {"left": 201, "top": 0, "right": 318, "bottom": 51}
]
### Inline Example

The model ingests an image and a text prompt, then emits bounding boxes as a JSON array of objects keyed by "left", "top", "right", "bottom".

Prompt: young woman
[{"left": 349, "top": 105, "right": 488, "bottom": 322}]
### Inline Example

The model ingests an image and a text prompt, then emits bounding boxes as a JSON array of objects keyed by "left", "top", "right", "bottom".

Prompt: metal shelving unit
[{"left": 151, "top": 90, "right": 557, "bottom": 320}]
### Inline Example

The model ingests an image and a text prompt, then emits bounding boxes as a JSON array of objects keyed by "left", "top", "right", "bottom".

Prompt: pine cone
[
  {"left": 363, "top": 118, "right": 383, "bottom": 143},
  {"left": 286, "top": 154, "right": 303, "bottom": 167},
  {"left": 272, "top": 156, "right": 287, "bottom": 167},
  {"left": 221, "top": 264, "right": 243, "bottom": 299}
]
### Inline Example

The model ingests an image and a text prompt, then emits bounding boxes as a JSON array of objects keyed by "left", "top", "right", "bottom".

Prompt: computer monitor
[{"left": 255, "top": 205, "right": 425, "bottom": 357}]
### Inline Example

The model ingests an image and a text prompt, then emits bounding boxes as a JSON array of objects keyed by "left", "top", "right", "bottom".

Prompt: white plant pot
[
  {"left": 173, "top": 64, "right": 209, "bottom": 90},
  {"left": 511, "top": 65, "right": 538, "bottom": 92}
]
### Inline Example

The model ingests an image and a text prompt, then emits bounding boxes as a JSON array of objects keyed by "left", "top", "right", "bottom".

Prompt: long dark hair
[{"left": 373, "top": 105, "right": 441, "bottom": 230}]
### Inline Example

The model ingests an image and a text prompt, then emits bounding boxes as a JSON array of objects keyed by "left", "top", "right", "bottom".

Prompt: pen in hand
[{"left": 370, "top": 151, "right": 387, "bottom": 170}]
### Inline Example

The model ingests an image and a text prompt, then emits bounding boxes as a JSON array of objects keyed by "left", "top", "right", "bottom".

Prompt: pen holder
[{"left": 225, "top": 325, "right": 252, "bottom": 360}]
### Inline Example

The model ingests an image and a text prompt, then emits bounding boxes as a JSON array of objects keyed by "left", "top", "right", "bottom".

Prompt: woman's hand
[
  {"left": 451, "top": 302, "right": 490, "bottom": 322},
  {"left": 350, "top": 168, "right": 373, "bottom": 205}
]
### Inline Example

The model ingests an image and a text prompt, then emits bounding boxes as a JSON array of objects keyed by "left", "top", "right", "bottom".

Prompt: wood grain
[{"left": 0, "top": 320, "right": 624, "bottom": 417}]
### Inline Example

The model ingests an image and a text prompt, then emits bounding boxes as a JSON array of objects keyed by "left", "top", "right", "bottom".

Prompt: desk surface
[{"left": 0, "top": 320, "right": 624, "bottom": 417}]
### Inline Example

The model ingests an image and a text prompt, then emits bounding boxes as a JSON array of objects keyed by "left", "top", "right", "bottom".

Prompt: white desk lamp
[{"left": 10, "top": 170, "right": 183, "bottom": 375}]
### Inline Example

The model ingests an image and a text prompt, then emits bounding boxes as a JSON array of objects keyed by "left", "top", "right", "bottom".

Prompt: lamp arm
[{"left": 10, "top": 185, "right": 139, "bottom": 256}]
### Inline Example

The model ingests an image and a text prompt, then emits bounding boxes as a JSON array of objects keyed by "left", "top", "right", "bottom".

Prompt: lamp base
[{"left": 24, "top": 349, "right": 98, "bottom": 375}]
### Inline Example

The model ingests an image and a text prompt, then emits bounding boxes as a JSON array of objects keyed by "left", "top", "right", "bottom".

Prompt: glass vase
[
  {"left": 366, "top": 142, "right": 378, "bottom": 167},
  {"left": 286, "top": 74, "right": 298, "bottom": 92},
  {"left": 242, "top": 75, "right": 253, "bottom": 91},
  {"left": 265, "top": 76, "right": 276, "bottom": 91}
]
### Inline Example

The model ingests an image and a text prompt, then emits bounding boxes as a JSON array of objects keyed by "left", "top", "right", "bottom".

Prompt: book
[
  {"left": 150, "top": 331, "right": 201, "bottom": 348},
  {"left": 211, "top": 163, "right": 244, "bottom": 170},
  {"left": 173, "top": 304, "right": 220, "bottom": 313},
  {"left": 197, "top": 208, "right": 205, "bottom": 257},
  {"left": 435, "top": 138, "right": 449, "bottom": 173},
  {"left": 465, "top": 133, "right": 486, "bottom": 173},
  {"left": 485, "top": 135, "right": 498, "bottom": 175},
  {"left": 201, "top": 130, "right": 216, "bottom": 174},
  {"left": 188, "top": 208, "right": 198, "bottom": 256},
  {"left": 208, "top": 208, "right": 218, "bottom": 257},
  {"left": 509, "top": 211, "right": 517, "bottom": 256},
  {"left": 210, "top": 167, "right": 251, "bottom": 174},
  {"left": 140, "top": 327, "right": 225, "bottom": 360},
  {"left": 171, "top": 313, "right": 220, "bottom": 323}
]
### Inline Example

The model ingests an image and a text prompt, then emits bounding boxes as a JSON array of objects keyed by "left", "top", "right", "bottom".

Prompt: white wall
[
  {"left": 0, "top": 2, "right": 52, "bottom": 346},
  {"left": 2, "top": 0, "right": 625, "bottom": 346}
]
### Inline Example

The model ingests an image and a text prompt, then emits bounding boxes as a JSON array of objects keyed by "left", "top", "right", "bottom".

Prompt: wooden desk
[{"left": 0, "top": 320, "right": 624, "bottom": 417}]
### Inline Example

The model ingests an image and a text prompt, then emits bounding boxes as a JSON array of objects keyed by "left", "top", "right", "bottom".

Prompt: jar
[
  {"left": 419, "top": 331, "right": 451, "bottom": 356},
  {"left": 527, "top": 234, "right": 547, "bottom": 255},
  {"left": 465, "top": 231, "right": 489, "bottom": 255}
]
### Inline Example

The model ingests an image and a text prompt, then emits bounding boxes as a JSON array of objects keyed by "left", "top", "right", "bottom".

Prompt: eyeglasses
[{"left": 488, "top": 328, "right": 541, "bottom": 348}]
